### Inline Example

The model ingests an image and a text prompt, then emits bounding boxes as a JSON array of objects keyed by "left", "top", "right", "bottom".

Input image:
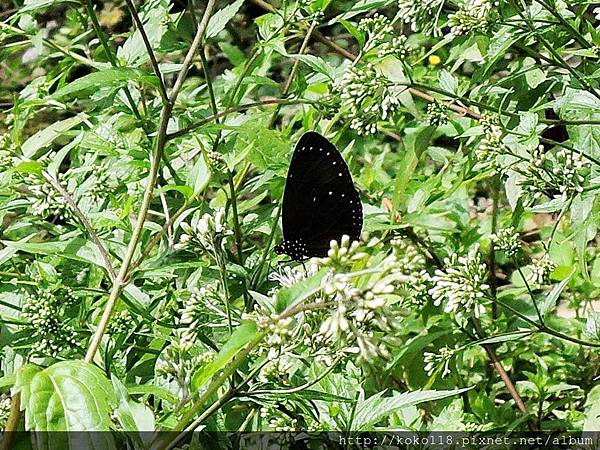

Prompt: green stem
[
  {"left": 83, "top": 0, "right": 217, "bottom": 363},
  {"left": 84, "top": 0, "right": 145, "bottom": 123}
]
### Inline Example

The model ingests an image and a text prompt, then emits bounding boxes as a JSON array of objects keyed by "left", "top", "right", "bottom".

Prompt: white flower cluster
[
  {"left": 490, "top": 227, "right": 520, "bottom": 258},
  {"left": 178, "top": 284, "right": 219, "bottom": 342},
  {"left": 475, "top": 114, "right": 506, "bottom": 163},
  {"left": 448, "top": 0, "right": 496, "bottom": 36},
  {"left": 338, "top": 64, "right": 403, "bottom": 135},
  {"left": 429, "top": 246, "right": 488, "bottom": 325},
  {"left": 321, "top": 234, "right": 365, "bottom": 267},
  {"left": 397, "top": 0, "right": 445, "bottom": 35},
  {"left": 316, "top": 244, "right": 406, "bottom": 363},
  {"left": 21, "top": 286, "right": 79, "bottom": 357},
  {"left": 377, "top": 36, "right": 409, "bottom": 59},
  {"left": 391, "top": 238, "right": 431, "bottom": 307},
  {"left": 424, "top": 345, "right": 457, "bottom": 377},
  {"left": 269, "top": 263, "right": 318, "bottom": 288},
  {"left": 357, "top": 13, "right": 393, "bottom": 52},
  {"left": 178, "top": 207, "right": 233, "bottom": 253},
  {"left": 521, "top": 145, "right": 587, "bottom": 203},
  {"left": 526, "top": 254, "right": 556, "bottom": 289},
  {"left": 26, "top": 174, "right": 70, "bottom": 220},
  {"left": 426, "top": 100, "right": 449, "bottom": 126}
]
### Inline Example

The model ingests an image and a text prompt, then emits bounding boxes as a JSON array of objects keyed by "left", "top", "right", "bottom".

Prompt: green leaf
[
  {"left": 187, "top": 154, "right": 211, "bottom": 198},
  {"left": 439, "top": 69, "right": 458, "bottom": 95},
  {"left": 331, "top": 0, "right": 396, "bottom": 23},
  {"left": 340, "top": 19, "right": 365, "bottom": 48},
  {"left": 293, "top": 55, "right": 336, "bottom": 80},
  {"left": 21, "top": 116, "right": 84, "bottom": 158},
  {"left": 19, "top": 0, "right": 77, "bottom": 14},
  {"left": 192, "top": 321, "right": 259, "bottom": 390},
  {"left": 584, "top": 385, "right": 600, "bottom": 431},
  {"left": 15, "top": 361, "right": 116, "bottom": 448},
  {"left": 352, "top": 387, "right": 473, "bottom": 430},
  {"left": 584, "top": 311, "right": 600, "bottom": 342},
  {"left": 206, "top": 0, "right": 245, "bottom": 39},
  {"left": 556, "top": 88, "right": 600, "bottom": 159},
  {"left": 473, "top": 330, "right": 532, "bottom": 346},
  {"left": 275, "top": 269, "right": 327, "bottom": 313},
  {"left": 126, "top": 385, "right": 178, "bottom": 405},
  {"left": 539, "top": 267, "right": 576, "bottom": 317},
  {"left": 53, "top": 68, "right": 142, "bottom": 99}
]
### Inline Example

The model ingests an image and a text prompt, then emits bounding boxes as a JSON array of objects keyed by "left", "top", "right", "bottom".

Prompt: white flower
[{"left": 429, "top": 246, "right": 488, "bottom": 324}]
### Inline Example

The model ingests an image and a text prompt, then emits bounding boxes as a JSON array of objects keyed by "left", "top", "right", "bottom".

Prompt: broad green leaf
[
  {"left": 21, "top": 116, "right": 84, "bottom": 158},
  {"left": 351, "top": 387, "right": 473, "bottom": 430},
  {"left": 439, "top": 69, "right": 458, "bottom": 95},
  {"left": 192, "top": 321, "right": 259, "bottom": 390},
  {"left": 118, "top": 5, "right": 169, "bottom": 66},
  {"left": 53, "top": 68, "right": 141, "bottom": 99},
  {"left": 1, "top": 237, "right": 109, "bottom": 272},
  {"left": 15, "top": 361, "right": 116, "bottom": 448},
  {"left": 206, "top": 0, "right": 245, "bottom": 39}
]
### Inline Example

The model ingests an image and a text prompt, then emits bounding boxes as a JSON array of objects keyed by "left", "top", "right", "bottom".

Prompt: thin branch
[
  {"left": 470, "top": 318, "right": 537, "bottom": 430},
  {"left": 239, "top": 355, "right": 343, "bottom": 396},
  {"left": 42, "top": 170, "right": 117, "bottom": 281},
  {"left": 269, "top": 18, "right": 319, "bottom": 127},
  {"left": 84, "top": 0, "right": 217, "bottom": 364},
  {"left": 166, "top": 98, "right": 315, "bottom": 140},
  {"left": 1, "top": 392, "right": 21, "bottom": 450},
  {"left": 84, "top": 0, "right": 145, "bottom": 123},
  {"left": 123, "top": 0, "right": 169, "bottom": 102}
]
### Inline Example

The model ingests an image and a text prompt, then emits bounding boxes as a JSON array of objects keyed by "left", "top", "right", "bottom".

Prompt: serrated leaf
[
  {"left": 192, "top": 321, "right": 259, "bottom": 390},
  {"left": 556, "top": 88, "right": 600, "bottom": 159},
  {"left": 352, "top": 387, "right": 473, "bottom": 430},
  {"left": 14, "top": 362, "right": 116, "bottom": 448},
  {"left": 439, "top": 69, "right": 458, "bottom": 95},
  {"left": 206, "top": 0, "right": 245, "bottom": 39}
]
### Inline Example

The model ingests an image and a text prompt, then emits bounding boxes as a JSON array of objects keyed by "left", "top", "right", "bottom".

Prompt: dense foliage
[{"left": 1, "top": 0, "right": 600, "bottom": 444}]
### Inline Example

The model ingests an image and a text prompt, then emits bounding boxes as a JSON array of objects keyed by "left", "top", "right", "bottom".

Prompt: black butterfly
[{"left": 274, "top": 131, "right": 363, "bottom": 261}]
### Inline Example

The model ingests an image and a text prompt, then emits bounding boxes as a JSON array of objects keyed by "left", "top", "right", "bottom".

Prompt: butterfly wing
[{"left": 281, "top": 131, "right": 362, "bottom": 257}]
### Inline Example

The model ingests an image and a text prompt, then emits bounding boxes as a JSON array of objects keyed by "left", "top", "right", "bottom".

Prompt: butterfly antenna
[{"left": 301, "top": 261, "right": 307, "bottom": 272}]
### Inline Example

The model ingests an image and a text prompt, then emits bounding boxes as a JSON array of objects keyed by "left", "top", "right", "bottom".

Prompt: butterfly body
[{"left": 275, "top": 131, "right": 362, "bottom": 261}]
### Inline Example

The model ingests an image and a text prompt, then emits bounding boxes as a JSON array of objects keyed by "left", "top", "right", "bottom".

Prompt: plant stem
[
  {"left": 42, "top": 170, "right": 116, "bottom": 282},
  {"left": 1, "top": 392, "right": 21, "bottom": 450},
  {"left": 123, "top": 0, "right": 169, "bottom": 103},
  {"left": 84, "top": 0, "right": 145, "bottom": 123},
  {"left": 489, "top": 175, "right": 500, "bottom": 319},
  {"left": 83, "top": 0, "right": 217, "bottom": 364}
]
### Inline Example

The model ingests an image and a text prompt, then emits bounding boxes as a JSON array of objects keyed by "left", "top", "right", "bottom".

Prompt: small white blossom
[
  {"left": 424, "top": 346, "right": 458, "bottom": 377},
  {"left": 429, "top": 246, "right": 488, "bottom": 325}
]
